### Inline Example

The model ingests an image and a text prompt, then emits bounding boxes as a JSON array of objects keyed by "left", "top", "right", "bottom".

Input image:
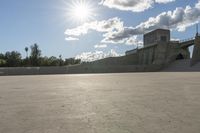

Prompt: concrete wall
[
  {"left": 166, "top": 42, "right": 190, "bottom": 64},
  {"left": 125, "top": 49, "right": 137, "bottom": 55},
  {"left": 0, "top": 64, "right": 163, "bottom": 76},
  {"left": 0, "top": 36, "right": 193, "bottom": 76},
  {"left": 138, "top": 45, "right": 156, "bottom": 65},
  {"left": 89, "top": 53, "right": 139, "bottom": 66},
  {"left": 0, "top": 67, "right": 67, "bottom": 75},
  {"left": 144, "top": 29, "right": 170, "bottom": 46},
  {"left": 162, "top": 59, "right": 200, "bottom": 72},
  {"left": 137, "top": 42, "right": 169, "bottom": 65},
  {"left": 137, "top": 41, "right": 190, "bottom": 66},
  {"left": 0, "top": 53, "right": 164, "bottom": 75},
  {"left": 191, "top": 35, "right": 200, "bottom": 66},
  {"left": 154, "top": 42, "right": 169, "bottom": 65}
]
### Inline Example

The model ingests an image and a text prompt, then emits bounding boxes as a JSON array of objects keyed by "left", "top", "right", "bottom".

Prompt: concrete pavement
[{"left": 0, "top": 73, "right": 200, "bottom": 133}]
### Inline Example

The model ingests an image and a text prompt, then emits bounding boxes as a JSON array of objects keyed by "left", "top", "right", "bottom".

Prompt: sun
[
  {"left": 69, "top": 0, "right": 94, "bottom": 22},
  {"left": 73, "top": 3, "right": 90, "bottom": 21}
]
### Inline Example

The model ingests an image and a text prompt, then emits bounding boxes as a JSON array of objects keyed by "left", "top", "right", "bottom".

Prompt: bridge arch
[{"left": 176, "top": 53, "right": 184, "bottom": 60}]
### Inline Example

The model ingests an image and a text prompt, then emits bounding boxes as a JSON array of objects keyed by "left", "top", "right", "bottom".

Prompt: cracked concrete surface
[{"left": 0, "top": 73, "right": 200, "bottom": 133}]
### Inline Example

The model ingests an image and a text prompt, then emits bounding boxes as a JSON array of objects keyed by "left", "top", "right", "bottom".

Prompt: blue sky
[{"left": 0, "top": 0, "right": 199, "bottom": 60}]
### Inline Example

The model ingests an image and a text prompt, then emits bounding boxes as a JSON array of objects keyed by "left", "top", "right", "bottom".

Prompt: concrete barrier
[
  {"left": 0, "top": 63, "right": 163, "bottom": 76},
  {"left": 0, "top": 53, "right": 163, "bottom": 76}
]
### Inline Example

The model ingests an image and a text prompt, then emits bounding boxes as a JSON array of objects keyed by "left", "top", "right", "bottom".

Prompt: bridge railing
[{"left": 179, "top": 37, "right": 195, "bottom": 43}]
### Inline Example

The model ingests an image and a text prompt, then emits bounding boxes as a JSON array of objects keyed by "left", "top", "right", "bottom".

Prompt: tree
[
  {"left": 40, "top": 56, "right": 61, "bottom": 66},
  {"left": 48, "top": 56, "right": 60, "bottom": 66},
  {"left": 0, "top": 53, "right": 5, "bottom": 59},
  {"left": 30, "top": 43, "right": 42, "bottom": 66},
  {"left": 0, "top": 44, "right": 82, "bottom": 67},
  {"left": 0, "top": 59, "right": 6, "bottom": 67},
  {"left": 64, "top": 58, "right": 81, "bottom": 65},
  {"left": 59, "top": 55, "right": 64, "bottom": 66},
  {"left": 25, "top": 47, "right": 29, "bottom": 58},
  {"left": 4, "top": 51, "right": 22, "bottom": 67}
]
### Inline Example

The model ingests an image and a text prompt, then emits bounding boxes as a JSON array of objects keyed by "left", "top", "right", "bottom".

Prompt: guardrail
[{"left": 180, "top": 37, "right": 195, "bottom": 43}]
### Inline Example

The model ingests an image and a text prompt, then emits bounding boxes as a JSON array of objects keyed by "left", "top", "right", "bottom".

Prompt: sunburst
[{"left": 68, "top": 0, "right": 94, "bottom": 22}]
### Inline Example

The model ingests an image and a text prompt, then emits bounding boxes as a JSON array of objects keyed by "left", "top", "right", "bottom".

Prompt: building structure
[
  {"left": 143, "top": 29, "right": 170, "bottom": 46},
  {"left": 126, "top": 29, "right": 191, "bottom": 66}
]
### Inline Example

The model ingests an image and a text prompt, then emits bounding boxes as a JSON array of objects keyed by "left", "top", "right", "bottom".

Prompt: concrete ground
[{"left": 0, "top": 73, "right": 200, "bottom": 133}]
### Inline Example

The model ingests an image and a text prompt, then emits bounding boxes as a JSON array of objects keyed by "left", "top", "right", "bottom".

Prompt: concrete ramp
[
  {"left": 180, "top": 39, "right": 195, "bottom": 48},
  {"left": 163, "top": 59, "right": 200, "bottom": 72}
]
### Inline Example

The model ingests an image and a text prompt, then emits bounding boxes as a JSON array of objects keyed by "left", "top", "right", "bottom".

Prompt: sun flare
[
  {"left": 73, "top": 3, "right": 89, "bottom": 21},
  {"left": 69, "top": 0, "right": 94, "bottom": 22}
]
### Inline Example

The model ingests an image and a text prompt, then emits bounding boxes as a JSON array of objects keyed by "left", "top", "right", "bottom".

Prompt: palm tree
[{"left": 25, "top": 47, "right": 29, "bottom": 58}]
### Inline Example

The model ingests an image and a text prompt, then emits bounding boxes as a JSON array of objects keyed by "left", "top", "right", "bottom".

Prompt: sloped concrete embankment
[
  {"left": 162, "top": 59, "right": 200, "bottom": 72},
  {"left": 0, "top": 53, "right": 162, "bottom": 75},
  {"left": 0, "top": 67, "right": 67, "bottom": 76},
  {"left": 0, "top": 64, "right": 162, "bottom": 76}
]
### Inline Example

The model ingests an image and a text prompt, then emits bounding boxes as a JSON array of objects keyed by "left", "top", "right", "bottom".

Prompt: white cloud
[
  {"left": 99, "top": 0, "right": 175, "bottom": 12},
  {"left": 65, "top": 1, "right": 200, "bottom": 47},
  {"left": 171, "top": 38, "right": 180, "bottom": 41},
  {"left": 100, "top": 0, "right": 153, "bottom": 12},
  {"left": 65, "top": 17, "right": 123, "bottom": 36},
  {"left": 101, "top": 33, "right": 143, "bottom": 46},
  {"left": 155, "top": 0, "right": 175, "bottom": 4},
  {"left": 125, "top": 36, "right": 143, "bottom": 46},
  {"left": 105, "top": 1, "right": 200, "bottom": 42},
  {"left": 75, "top": 49, "right": 120, "bottom": 62},
  {"left": 94, "top": 44, "right": 108, "bottom": 48},
  {"left": 65, "top": 37, "right": 79, "bottom": 41}
]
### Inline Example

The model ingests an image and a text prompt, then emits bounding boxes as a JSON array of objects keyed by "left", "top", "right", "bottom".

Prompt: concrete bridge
[
  {"left": 180, "top": 38, "right": 195, "bottom": 48},
  {"left": 180, "top": 34, "right": 200, "bottom": 66}
]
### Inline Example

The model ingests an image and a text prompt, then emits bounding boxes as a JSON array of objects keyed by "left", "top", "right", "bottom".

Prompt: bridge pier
[{"left": 191, "top": 34, "right": 200, "bottom": 66}]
